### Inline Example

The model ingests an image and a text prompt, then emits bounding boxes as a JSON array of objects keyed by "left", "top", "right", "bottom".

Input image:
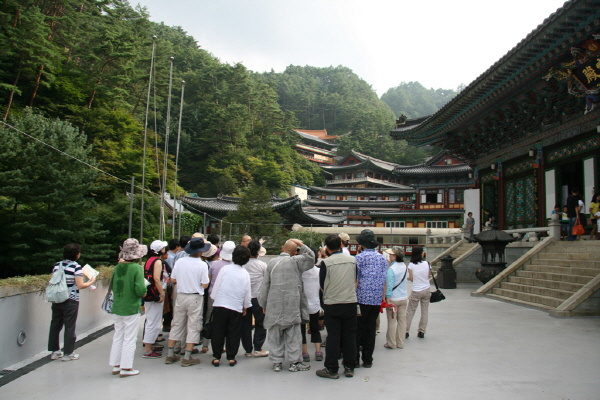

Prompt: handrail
[
  {"left": 428, "top": 239, "right": 465, "bottom": 266},
  {"left": 471, "top": 237, "right": 557, "bottom": 297}
]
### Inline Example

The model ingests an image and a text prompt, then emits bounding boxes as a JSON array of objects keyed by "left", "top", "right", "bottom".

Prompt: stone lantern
[{"left": 473, "top": 229, "right": 517, "bottom": 284}]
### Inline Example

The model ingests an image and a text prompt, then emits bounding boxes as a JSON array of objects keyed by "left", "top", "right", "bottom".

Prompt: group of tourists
[
  {"left": 553, "top": 188, "right": 600, "bottom": 241},
  {"left": 47, "top": 229, "right": 434, "bottom": 380}
]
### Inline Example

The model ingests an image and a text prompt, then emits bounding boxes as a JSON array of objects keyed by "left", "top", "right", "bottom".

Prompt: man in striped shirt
[{"left": 48, "top": 243, "right": 96, "bottom": 361}]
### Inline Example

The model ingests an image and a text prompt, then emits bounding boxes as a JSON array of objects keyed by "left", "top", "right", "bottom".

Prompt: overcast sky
[{"left": 134, "top": 0, "right": 568, "bottom": 96}]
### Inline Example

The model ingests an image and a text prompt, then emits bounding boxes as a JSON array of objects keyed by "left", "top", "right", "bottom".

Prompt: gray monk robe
[{"left": 258, "top": 245, "right": 315, "bottom": 363}]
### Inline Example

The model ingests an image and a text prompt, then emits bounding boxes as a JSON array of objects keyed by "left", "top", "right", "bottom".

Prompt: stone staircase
[
  {"left": 486, "top": 241, "right": 600, "bottom": 313},
  {"left": 431, "top": 241, "right": 478, "bottom": 268}
]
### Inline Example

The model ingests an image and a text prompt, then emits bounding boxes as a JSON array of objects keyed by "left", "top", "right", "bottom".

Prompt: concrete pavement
[{"left": 1, "top": 284, "right": 598, "bottom": 400}]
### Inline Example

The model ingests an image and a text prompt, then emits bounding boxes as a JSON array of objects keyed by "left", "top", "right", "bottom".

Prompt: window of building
[
  {"left": 408, "top": 236, "right": 419, "bottom": 245},
  {"left": 335, "top": 175, "right": 342, "bottom": 180},
  {"left": 347, "top": 196, "right": 356, "bottom": 201},
  {"left": 426, "top": 221, "right": 448, "bottom": 229},
  {"left": 356, "top": 172, "right": 365, "bottom": 178},
  {"left": 385, "top": 221, "right": 405, "bottom": 228}
]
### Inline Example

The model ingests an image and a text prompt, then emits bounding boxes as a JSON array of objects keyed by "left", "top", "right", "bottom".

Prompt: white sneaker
[
  {"left": 253, "top": 350, "right": 269, "bottom": 357},
  {"left": 119, "top": 369, "right": 140, "bottom": 378},
  {"left": 50, "top": 351, "right": 64, "bottom": 360},
  {"left": 112, "top": 367, "right": 121, "bottom": 375},
  {"left": 61, "top": 353, "right": 79, "bottom": 361}
]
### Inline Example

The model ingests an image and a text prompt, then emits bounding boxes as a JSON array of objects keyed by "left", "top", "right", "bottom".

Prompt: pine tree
[{"left": 0, "top": 110, "right": 111, "bottom": 277}]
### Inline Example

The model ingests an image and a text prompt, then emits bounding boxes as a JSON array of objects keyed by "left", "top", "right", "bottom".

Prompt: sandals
[
  {"left": 212, "top": 359, "right": 220, "bottom": 367},
  {"left": 229, "top": 360, "right": 237, "bottom": 367}
]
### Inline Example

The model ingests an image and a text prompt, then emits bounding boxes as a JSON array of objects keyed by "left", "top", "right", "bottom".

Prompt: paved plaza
[{"left": 1, "top": 284, "right": 599, "bottom": 400}]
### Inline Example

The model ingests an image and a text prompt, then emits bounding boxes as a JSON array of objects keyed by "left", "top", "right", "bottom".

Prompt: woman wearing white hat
[{"left": 141, "top": 240, "right": 169, "bottom": 359}]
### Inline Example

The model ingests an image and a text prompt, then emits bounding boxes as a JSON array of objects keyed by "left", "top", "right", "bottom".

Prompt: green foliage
[
  {"left": 287, "top": 230, "right": 328, "bottom": 251},
  {"left": 381, "top": 81, "right": 460, "bottom": 119},
  {"left": 223, "top": 184, "right": 287, "bottom": 243},
  {"left": 0, "top": 110, "right": 111, "bottom": 277},
  {"left": 177, "top": 212, "right": 204, "bottom": 235}
]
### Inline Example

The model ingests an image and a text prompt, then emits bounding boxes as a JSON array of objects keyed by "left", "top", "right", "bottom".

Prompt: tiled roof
[
  {"left": 394, "top": 164, "right": 472, "bottom": 176},
  {"left": 295, "top": 143, "right": 337, "bottom": 157},
  {"left": 181, "top": 195, "right": 300, "bottom": 215},
  {"left": 308, "top": 186, "right": 414, "bottom": 194},
  {"left": 295, "top": 129, "right": 338, "bottom": 140},
  {"left": 369, "top": 210, "right": 465, "bottom": 217},
  {"left": 304, "top": 199, "right": 407, "bottom": 208},
  {"left": 389, "top": 0, "right": 595, "bottom": 146}
]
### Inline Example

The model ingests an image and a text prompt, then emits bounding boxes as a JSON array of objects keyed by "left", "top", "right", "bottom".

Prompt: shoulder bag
[
  {"left": 101, "top": 273, "right": 114, "bottom": 314},
  {"left": 428, "top": 262, "right": 446, "bottom": 303}
]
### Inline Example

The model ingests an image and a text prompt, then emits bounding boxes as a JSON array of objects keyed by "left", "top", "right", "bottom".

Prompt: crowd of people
[{"left": 47, "top": 229, "right": 434, "bottom": 380}]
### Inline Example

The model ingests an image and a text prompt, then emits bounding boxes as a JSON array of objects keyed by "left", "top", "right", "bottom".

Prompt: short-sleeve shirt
[
  {"left": 355, "top": 249, "right": 388, "bottom": 306},
  {"left": 53, "top": 260, "right": 83, "bottom": 301},
  {"left": 171, "top": 257, "right": 210, "bottom": 295},
  {"left": 409, "top": 261, "right": 431, "bottom": 292}
]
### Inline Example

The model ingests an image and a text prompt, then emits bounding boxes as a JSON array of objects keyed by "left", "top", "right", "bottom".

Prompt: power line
[{"left": 0, "top": 120, "right": 161, "bottom": 199}]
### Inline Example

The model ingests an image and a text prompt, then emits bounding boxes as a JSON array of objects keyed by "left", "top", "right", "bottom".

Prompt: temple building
[
  {"left": 293, "top": 129, "right": 339, "bottom": 165},
  {"left": 390, "top": 0, "right": 600, "bottom": 230},
  {"left": 305, "top": 149, "right": 472, "bottom": 228}
]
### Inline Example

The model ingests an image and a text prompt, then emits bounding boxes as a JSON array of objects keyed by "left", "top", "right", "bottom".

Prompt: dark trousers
[
  {"left": 356, "top": 304, "right": 379, "bottom": 365},
  {"left": 300, "top": 312, "right": 322, "bottom": 344},
  {"left": 48, "top": 299, "right": 79, "bottom": 354},
  {"left": 323, "top": 303, "right": 357, "bottom": 373},
  {"left": 211, "top": 306, "right": 243, "bottom": 360},
  {"left": 241, "top": 298, "right": 267, "bottom": 353}
]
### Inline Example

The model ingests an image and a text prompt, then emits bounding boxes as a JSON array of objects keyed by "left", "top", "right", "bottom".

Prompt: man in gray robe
[{"left": 258, "top": 239, "right": 314, "bottom": 372}]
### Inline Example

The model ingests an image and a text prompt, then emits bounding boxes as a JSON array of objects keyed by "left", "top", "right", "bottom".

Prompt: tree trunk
[
  {"left": 29, "top": 64, "right": 44, "bottom": 107},
  {"left": 3, "top": 61, "right": 22, "bottom": 121}
]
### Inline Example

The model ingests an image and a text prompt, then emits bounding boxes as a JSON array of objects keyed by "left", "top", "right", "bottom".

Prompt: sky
[{"left": 134, "top": 0, "right": 568, "bottom": 96}]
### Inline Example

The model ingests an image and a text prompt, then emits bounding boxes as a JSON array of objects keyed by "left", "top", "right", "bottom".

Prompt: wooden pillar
[{"left": 498, "top": 162, "right": 505, "bottom": 230}]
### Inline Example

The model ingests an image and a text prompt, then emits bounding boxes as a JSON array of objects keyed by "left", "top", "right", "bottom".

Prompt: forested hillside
[
  {"left": 381, "top": 81, "right": 462, "bottom": 119},
  {"left": 262, "top": 66, "right": 428, "bottom": 165},
  {"left": 0, "top": 0, "right": 454, "bottom": 276}
]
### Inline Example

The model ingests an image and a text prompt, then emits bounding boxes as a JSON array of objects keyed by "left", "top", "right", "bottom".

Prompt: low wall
[
  {"left": 0, "top": 280, "right": 113, "bottom": 370},
  {"left": 426, "top": 242, "right": 536, "bottom": 283}
]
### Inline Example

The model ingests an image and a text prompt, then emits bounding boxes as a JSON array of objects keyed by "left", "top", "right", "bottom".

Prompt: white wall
[
  {"left": 545, "top": 169, "right": 556, "bottom": 218},
  {"left": 464, "top": 188, "right": 481, "bottom": 234},
  {"left": 584, "top": 157, "right": 595, "bottom": 207},
  {"left": 0, "top": 282, "right": 113, "bottom": 370},
  {"left": 290, "top": 185, "right": 308, "bottom": 201}
]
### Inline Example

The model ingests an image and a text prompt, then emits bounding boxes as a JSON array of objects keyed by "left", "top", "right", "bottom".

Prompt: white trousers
[
  {"left": 109, "top": 313, "right": 140, "bottom": 369},
  {"left": 143, "top": 301, "right": 163, "bottom": 345}
]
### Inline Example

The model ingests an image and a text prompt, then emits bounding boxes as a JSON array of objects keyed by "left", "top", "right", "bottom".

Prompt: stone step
[
  {"left": 528, "top": 259, "right": 600, "bottom": 269},
  {"left": 507, "top": 276, "right": 585, "bottom": 291},
  {"left": 515, "top": 270, "right": 591, "bottom": 284},
  {"left": 490, "top": 288, "right": 563, "bottom": 308},
  {"left": 547, "top": 244, "right": 600, "bottom": 253},
  {"left": 535, "top": 252, "right": 600, "bottom": 261},
  {"left": 485, "top": 293, "right": 554, "bottom": 311},
  {"left": 524, "top": 265, "right": 599, "bottom": 276},
  {"left": 498, "top": 282, "right": 574, "bottom": 300}
]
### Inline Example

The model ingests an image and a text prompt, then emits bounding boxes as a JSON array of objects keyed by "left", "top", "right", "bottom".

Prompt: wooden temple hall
[{"left": 391, "top": 0, "right": 600, "bottom": 230}]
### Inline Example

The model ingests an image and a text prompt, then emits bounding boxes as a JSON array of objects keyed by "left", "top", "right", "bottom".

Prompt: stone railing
[{"left": 426, "top": 215, "right": 561, "bottom": 244}]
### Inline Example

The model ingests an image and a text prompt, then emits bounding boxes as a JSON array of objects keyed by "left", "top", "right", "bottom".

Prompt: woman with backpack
[
  {"left": 142, "top": 240, "right": 169, "bottom": 359},
  {"left": 48, "top": 243, "right": 96, "bottom": 362}
]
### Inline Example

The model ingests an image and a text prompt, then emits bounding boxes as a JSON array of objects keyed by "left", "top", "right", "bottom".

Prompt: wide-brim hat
[
  {"left": 150, "top": 240, "right": 168, "bottom": 254},
  {"left": 356, "top": 229, "right": 379, "bottom": 248},
  {"left": 120, "top": 238, "right": 148, "bottom": 261},
  {"left": 385, "top": 246, "right": 404, "bottom": 258},
  {"left": 220, "top": 241, "right": 235, "bottom": 261},
  {"left": 185, "top": 237, "right": 211, "bottom": 255},
  {"left": 201, "top": 244, "right": 218, "bottom": 258}
]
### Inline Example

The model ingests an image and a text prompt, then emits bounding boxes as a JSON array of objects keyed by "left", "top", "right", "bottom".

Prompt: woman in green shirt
[{"left": 108, "top": 238, "right": 147, "bottom": 378}]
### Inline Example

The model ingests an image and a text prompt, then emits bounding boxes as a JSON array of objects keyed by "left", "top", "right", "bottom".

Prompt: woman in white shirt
[
  {"left": 384, "top": 247, "right": 408, "bottom": 349},
  {"left": 209, "top": 245, "right": 252, "bottom": 367},
  {"left": 405, "top": 247, "right": 431, "bottom": 339}
]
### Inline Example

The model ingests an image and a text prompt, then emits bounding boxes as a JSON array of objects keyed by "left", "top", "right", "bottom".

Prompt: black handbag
[
  {"left": 200, "top": 311, "right": 213, "bottom": 339},
  {"left": 428, "top": 262, "right": 445, "bottom": 303}
]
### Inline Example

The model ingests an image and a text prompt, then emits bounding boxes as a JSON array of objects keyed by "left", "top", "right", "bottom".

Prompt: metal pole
[
  {"left": 140, "top": 35, "right": 157, "bottom": 242},
  {"left": 128, "top": 176, "right": 135, "bottom": 238},
  {"left": 173, "top": 80, "right": 185, "bottom": 239},
  {"left": 159, "top": 57, "right": 174, "bottom": 241}
]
